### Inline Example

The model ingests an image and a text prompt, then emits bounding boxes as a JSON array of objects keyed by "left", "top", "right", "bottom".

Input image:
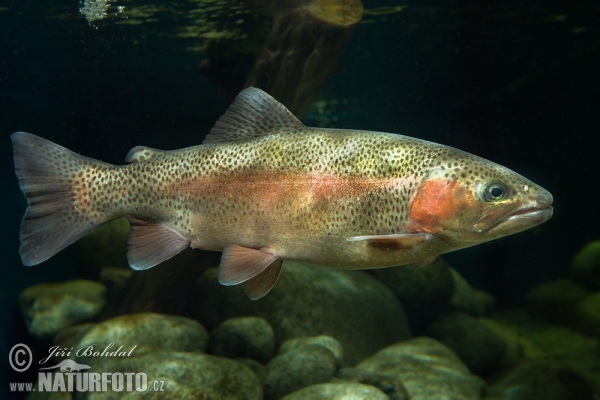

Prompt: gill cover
[{"left": 408, "top": 178, "right": 474, "bottom": 235}]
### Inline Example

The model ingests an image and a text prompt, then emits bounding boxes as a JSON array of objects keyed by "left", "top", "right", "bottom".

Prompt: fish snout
[{"left": 536, "top": 191, "right": 553, "bottom": 207}]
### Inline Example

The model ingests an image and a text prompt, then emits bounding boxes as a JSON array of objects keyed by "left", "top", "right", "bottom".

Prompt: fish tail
[{"left": 11, "top": 132, "right": 116, "bottom": 266}]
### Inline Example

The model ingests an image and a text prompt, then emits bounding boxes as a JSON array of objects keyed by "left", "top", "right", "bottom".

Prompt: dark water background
[{"left": 1, "top": 0, "right": 598, "bottom": 394}]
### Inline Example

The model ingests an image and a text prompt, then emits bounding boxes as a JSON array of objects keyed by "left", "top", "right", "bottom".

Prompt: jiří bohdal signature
[{"left": 39, "top": 342, "right": 138, "bottom": 366}]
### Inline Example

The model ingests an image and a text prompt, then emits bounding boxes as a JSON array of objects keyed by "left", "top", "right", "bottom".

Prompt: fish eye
[{"left": 480, "top": 181, "right": 509, "bottom": 202}]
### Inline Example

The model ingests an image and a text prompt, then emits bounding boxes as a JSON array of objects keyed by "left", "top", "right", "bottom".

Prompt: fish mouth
[
  {"left": 509, "top": 205, "right": 553, "bottom": 219},
  {"left": 479, "top": 205, "right": 553, "bottom": 237}
]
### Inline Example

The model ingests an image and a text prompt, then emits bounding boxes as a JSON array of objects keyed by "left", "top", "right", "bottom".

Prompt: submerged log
[{"left": 245, "top": 0, "right": 363, "bottom": 117}]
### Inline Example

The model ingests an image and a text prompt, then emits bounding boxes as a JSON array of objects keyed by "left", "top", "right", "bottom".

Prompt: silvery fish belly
[{"left": 12, "top": 88, "right": 553, "bottom": 299}]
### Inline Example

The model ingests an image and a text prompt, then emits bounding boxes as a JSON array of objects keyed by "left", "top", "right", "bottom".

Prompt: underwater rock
[
  {"left": 237, "top": 358, "right": 268, "bottom": 383},
  {"left": 208, "top": 316, "right": 275, "bottom": 363},
  {"left": 475, "top": 289, "right": 497, "bottom": 315},
  {"left": 99, "top": 248, "right": 217, "bottom": 319},
  {"left": 75, "top": 218, "right": 130, "bottom": 275},
  {"left": 83, "top": 352, "right": 262, "bottom": 399},
  {"left": 492, "top": 309, "right": 600, "bottom": 392},
  {"left": 336, "top": 367, "right": 409, "bottom": 400},
  {"left": 282, "top": 382, "right": 389, "bottom": 400},
  {"left": 19, "top": 280, "right": 107, "bottom": 340},
  {"left": 71, "top": 313, "right": 209, "bottom": 361},
  {"left": 486, "top": 360, "right": 595, "bottom": 400},
  {"left": 448, "top": 267, "right": 485, "bottom": 317},
  {"left": 423, "top": 311, "right": 506, "bottom": 374},
  {"left": 27, "top": 391, "right": 71, "bottom": 400},
  {"left": 195, "top": 261, "right": 411, "bottom": 364},
  {"left": 373, "top": 258, "right": 454, "bottom": 331},
  {"left": 279, "top": 335, "right": 344, "bottom": 367},
  {"left": 99, "top": 266, "right": 134, "bottom": 299},
  {"left": 53, "top": 323, "right": 96, "bottom": 359},
  {"left": 356, "top": 337, "right": 485, "bottom": 400},
  {"left": 524, "top": 279, "right": 591, "bottom": 324},
  {"left": 264, "top": 343, "right": 338, "bottom": 399},
  {"left": 478, "top": 318, "right": 529, "bottom": 366},
  {"left": 571, "top": 240, "right": 600, "bottom": 290},
  {"left": 574, "top": 292, "right": 600, "bottom": 335}
]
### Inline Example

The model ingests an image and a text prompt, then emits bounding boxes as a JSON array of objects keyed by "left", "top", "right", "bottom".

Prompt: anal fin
[{"left": 127, "top": 217, "right": 190, "bottom": 270}]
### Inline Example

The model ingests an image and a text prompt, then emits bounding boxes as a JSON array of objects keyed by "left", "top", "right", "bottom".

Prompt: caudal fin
[{"left": 11, "top": 132, "right": 114, "bottom": 266}]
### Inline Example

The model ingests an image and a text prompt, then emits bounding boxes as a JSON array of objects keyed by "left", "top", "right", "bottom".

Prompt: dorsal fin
[
  {"left": 203, "top": 87, "right": 304, "bottom": 144},
  {"left": 125, "top": 146, "right": 168, "bottom": 163}
]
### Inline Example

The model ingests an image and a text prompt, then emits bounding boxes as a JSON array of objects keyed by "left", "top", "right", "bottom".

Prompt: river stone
[
  {"left": 99, "top": 266, "right": 134, "bottom": 299},
  {"left": 237, "top": 358, "right": 267, "bottom": 383},
  {"left": 52, "top": 323, "right": 96, "bottom": 361},
  {"left": 82, "top": 352, "right": 262, "bottom": 400},
  {"left": 475, "top": 289, "right": 496, "bottom": 315},
  {"left": 208, "top": 316, "right": 275, "bottom": 362},
  {"left": 373, "top": 258, "right": 454, "bottom": 330},
  {"left": 486, "top": 360, "right": 595, "bottom": 400},
  {"left": 336, "top": 367, "right": 409, "bottom": 400},
  {"left": 19, "top": 280, "right": 107, "bottom": 340},
  {"left": 524, "top": 279, "right": 590, "bottom": 324},
  {"left": 448, "top": 267, "right": 484, "bottom": 317},
  {"left": 27, "top": 391, "right": 71, "bottom": 400},
  {"left": 570, "top": 240, "right": 600, "bottom": 290},
  {"left": 75, "top": 217, "right": 130, "bottom": 272},
  {"left": 264, "top": 344, "right": 338, "bottom": 399},
  {"left": 424, "top": 311, "right": 506, "bottom": 374},
  {"left": 72, "top": 313, "right": 208, "bottom": 363},
  {"left": 195, "top": 261, "right": 411, "bottom": 364},
  {"left": 279, "top": 335, "right": 344, "bottom": 366},
  {"left": 282, "top": 382, "right": 389, "bottom": 400},
  {"left": 478, "top": 318, "right": 525, "bottom": 365},
  {"left": 357, "top": 337, "right": 485, "bottom": 400},
  {"left": 492, "top": 309, "right": 600, "bottom": 391},
  {"left": 574, "top": 292, "right": 600, "bottom": 335}
]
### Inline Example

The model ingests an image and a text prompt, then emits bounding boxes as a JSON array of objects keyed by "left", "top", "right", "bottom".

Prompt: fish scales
[
  {"left": 76, "top": 131, "right": 448, "bottom": 265},
  {"left": 12, "top": 88, "right": 553, "bottom": 299}
]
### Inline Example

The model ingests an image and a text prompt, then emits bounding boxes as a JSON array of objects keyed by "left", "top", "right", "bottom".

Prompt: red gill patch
[{"left": 409, "top": 179, "right": 475, "bottom": 232}]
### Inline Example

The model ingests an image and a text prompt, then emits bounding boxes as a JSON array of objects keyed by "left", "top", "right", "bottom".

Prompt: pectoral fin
[
  {"left": 412, "top": 255, "right": 438, "bottom": 268},
  {"left": 218, "top": 245, "right": 281, "bottom": 287},
  {"left": 347, "top": 233, "right": 430, "bottom": 250},
  {"left": 127, "top": 217, "right": 190, "bottom": 270}
]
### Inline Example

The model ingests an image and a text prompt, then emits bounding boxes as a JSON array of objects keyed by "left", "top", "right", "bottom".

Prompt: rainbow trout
[{"left": 12, "top": 88, "right": 553, "bottom": 299}]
